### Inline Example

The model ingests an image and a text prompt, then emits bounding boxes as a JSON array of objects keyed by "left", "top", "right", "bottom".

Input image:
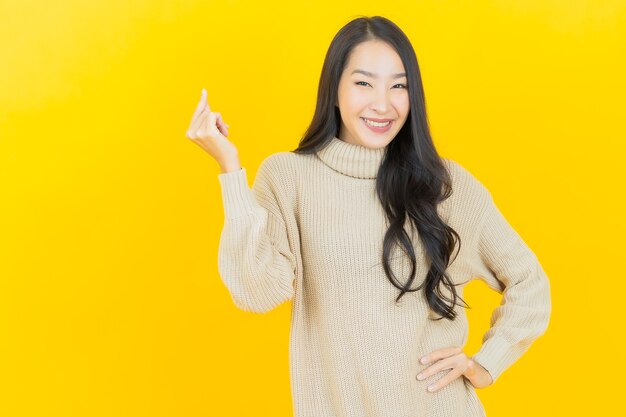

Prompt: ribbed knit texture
[{"left": 216, "top": 136, "right": 552, "bottom": 417}]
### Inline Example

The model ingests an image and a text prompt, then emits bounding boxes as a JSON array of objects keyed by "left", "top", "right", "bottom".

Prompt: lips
[
  {"left": 361, "top": 117, "right": 393, "bottom": 133},
  {"left": 362, "top": 117, "right": 394, "bottom": 122}
]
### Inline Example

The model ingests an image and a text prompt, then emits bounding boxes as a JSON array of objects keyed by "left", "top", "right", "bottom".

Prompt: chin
[{"left": 358, "top": 131, "right": 397, "bottom": 148}]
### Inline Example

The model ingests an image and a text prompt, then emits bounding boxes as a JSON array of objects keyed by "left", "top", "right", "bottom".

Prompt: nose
[{"left": 369, "top": 89, "right": 390, "bottom": 113}]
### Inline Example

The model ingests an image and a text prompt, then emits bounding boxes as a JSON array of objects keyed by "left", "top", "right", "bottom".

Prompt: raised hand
[{"left": 185, "top": 88, "right": 241, "bottom": 173}]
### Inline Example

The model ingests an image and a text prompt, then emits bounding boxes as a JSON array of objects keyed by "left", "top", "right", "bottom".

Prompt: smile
[
  {"left": 361, "top": 117, "right": 393, "bottom": 133},
  {"left": 362, "top": 118, "right": 391, "bottom": 127}
]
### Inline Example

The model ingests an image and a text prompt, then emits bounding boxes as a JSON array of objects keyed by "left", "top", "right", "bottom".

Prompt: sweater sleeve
[
  {"left": 216, "top": 157, "right": 301, "bottom": 313},
  {"left": 467, "top": 189, "right": 552, "bottom": 385}
]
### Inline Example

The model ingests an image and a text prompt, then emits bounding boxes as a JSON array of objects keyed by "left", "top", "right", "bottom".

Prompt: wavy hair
[{"left": 292, "top": 16, "right": 466, "bottom": 320}]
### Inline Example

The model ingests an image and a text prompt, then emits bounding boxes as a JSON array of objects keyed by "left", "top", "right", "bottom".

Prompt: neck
[{"left": 315, "top": 136, "right": 387, "bottom": 179}]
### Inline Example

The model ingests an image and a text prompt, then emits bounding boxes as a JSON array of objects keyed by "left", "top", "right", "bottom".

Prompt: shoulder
[
  {"left": 253, "top": 151, "right": 304, "bottom": 196},
  {"left": 441, "top": 157, "right": 491, "bottom": 197},
  {"left": 439, "top": 157, "right": 494, "bottom": 220},
  {"left": 256, "top": 151, "right": 305, "bottom": 180}
]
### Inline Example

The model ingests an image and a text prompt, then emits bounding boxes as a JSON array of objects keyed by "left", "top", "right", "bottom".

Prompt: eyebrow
[{"left": 351, "top": 69, "right": 407, "bottom": 79}]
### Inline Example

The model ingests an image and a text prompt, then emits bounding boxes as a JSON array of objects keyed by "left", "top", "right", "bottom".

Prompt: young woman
[{"left": 186, "top": 15, "right": 551, "bottom": 417}]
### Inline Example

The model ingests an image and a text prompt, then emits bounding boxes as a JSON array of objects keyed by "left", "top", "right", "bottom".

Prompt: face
[{"left": 336, "top": 39, "right": 410, "bottom": 149}]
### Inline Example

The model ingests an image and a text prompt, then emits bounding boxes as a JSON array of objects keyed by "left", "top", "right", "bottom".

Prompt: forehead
[{"left": 345, "top": 40, "right": 405, "bottom": 72}]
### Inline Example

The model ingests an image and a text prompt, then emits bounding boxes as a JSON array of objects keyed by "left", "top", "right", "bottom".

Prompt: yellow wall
[{"left": 1, "top": 0, "right": 624, "bottom": 415}]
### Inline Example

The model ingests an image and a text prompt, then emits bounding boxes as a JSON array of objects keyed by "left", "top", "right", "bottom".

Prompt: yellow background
[{"left": 1, "top": 0, "right": 624, "bottom": 415}]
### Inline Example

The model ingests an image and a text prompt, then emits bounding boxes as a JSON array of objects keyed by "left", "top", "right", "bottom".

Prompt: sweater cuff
[
  {"left": 217, "top": 167, "right": 259, "bottom": 219},
  {"left": 470, "top": 336, "right": 517, "bottom": 385}
]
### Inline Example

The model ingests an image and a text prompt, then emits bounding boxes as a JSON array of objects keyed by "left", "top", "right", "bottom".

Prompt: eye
[{"left": 355, "top": 81, "right": 407, "bottom": 89}]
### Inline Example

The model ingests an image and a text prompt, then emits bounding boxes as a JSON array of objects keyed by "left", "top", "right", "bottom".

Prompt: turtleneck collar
[{"left": 315, "top": 136, "right": 387, "bottom": 179}]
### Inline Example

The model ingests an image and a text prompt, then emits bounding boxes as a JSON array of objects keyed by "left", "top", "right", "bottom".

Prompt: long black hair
[{"left": 292, "top": 16, "right": 466, "bottom": 321}]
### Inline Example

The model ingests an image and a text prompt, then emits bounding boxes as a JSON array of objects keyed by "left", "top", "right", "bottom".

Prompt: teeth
[{"left": 364, "top": 118, "right": 391, "bottom": 127}]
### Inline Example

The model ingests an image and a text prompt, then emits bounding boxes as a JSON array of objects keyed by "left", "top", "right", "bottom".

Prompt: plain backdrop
[{"left": 1, "top": 0, "right": 624, "bottom": 416}]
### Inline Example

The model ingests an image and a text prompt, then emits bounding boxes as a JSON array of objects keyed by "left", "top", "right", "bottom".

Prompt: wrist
[{"left": 219, "top": 159, "right": 242, "bottom": 174}]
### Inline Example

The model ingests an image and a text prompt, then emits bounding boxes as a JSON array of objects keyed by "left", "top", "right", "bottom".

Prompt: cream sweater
[{"left": 216, "top": 136, "right": 551, "bottom": 417}]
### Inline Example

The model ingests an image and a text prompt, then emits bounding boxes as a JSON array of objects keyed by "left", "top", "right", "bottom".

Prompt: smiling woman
[
  {"left": 195, "top": 14, "right": 552, "bottom": 417},
  {"left": 336, "top": 40, "right": 410, "bottom": 145}
]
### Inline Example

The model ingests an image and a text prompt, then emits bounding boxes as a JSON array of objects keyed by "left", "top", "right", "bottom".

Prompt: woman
[{"left": 186, "top": 15, "right": 551, "bottom": 417}]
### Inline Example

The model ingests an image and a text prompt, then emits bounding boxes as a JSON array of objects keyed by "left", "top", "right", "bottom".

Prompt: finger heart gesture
[
  {"left": 185, "top": 88, "right": 240, "bottom": 171},
  {"left": 416, "top": 346, "right": 493, "bottom": 393}
]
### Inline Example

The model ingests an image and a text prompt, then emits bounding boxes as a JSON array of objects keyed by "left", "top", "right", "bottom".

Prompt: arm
[
  {"left": 467, "top": 190, "right": 552, "bottom": 385},
  {"left": 216, "top": 156, "right": 301, "bottom": 313}
]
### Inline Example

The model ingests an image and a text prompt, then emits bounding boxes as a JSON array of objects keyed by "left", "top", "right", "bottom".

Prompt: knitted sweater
[{"left": 216, "top": 136, "right": 551, "bottom": 417}]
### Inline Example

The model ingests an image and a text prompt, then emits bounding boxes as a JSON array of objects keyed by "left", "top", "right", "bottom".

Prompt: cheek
[
  {"left": 339, "top": 87, "right": 367, "bottom": 112},
  {"left": 392, "top": 96, "right": 410, "bottom": 119},
  {"left": 345, "top": 91, "right": 366, "bottom": 112}
]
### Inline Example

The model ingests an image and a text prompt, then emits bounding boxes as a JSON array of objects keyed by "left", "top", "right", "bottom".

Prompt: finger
[
  {"left": 191, "top": 89, "right": 208, "bottom": 121},
  {"left": 214, "top": 112, "right": 230, "bottom": 128},
  {"left": 426, "top": 368, "right": 464, "bottom": 393},
  {"left": 188, "top": 107, "right": 208, "bottom": 134},
  {"left": 217, "top": 123, "right": 229, "bottom": 137},
  {"left": 198, "top": 110, "right": 210, "bottom": 133},
  {"left": 218, "top": 126, "right": 229, "bottom": 138},
  {"left": 207, "top": 111, "right": 217, "bottom": 133},
  {"left": 188, "top": 110, "right": 209, "bottom": 138},
  {"left": 215, "top": 112, "right": 228, "bottom": 129},
  {"left": 215, "top": 114, "right": 229, "bottom": 137},
  {"left": 416, "top": 355, "right": 459, "bottom": 382},
  {"left": 208, "top": 112, "right": 227, "bottom": 138},
  {"left": 420, "top": 346, "right": 463, "bottom": 364},
  {"left": 203, "top": 88, "right": 211, "bottom": 112},
  {"left": 189, "top": 104, "right": 208, "bottom": 131}
]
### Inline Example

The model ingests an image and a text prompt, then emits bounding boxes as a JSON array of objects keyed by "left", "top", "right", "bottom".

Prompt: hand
[
  {"left": 416, "top": 346, "right": 493, "bottom": 393},
  {"left": 185, "top": 88, "right": 240, "bottom": 170}
]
